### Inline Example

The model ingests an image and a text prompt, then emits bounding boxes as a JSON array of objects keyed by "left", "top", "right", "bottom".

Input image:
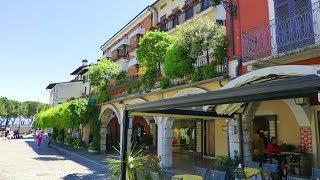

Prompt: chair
[
  {"left": 232, "top": 168, "right": 246, "bottom": 180},
  {"left": 262, "top": 163, "right": 278, "bottom": 180},
  {"left": 193, "top": 167, "right": 208, "bottom": 177},
  {"left": 205, "top": 170, "right": 226, "bottom": 180},
  {"left": 136, "top": 171, "right": 144, "bottom": 180},
  {"left": 150, "top": 171, "right": 160, "bottom": 180},
  {"left": 289, "top": 153, "right": 301, "bottom": 175},
  {"left": 287, "top": 174, "right": 310, "bottom": 180},
  {"left": 312, "top": 168, "right": 320, "bottom": 180},
  {"left": 246, "top": 161, "right": 260, "bottom": 169}
]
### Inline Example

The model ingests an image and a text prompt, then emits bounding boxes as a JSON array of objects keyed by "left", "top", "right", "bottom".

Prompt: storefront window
[{"left": 172, "top": 120, "right": 195, "bottom": 154}]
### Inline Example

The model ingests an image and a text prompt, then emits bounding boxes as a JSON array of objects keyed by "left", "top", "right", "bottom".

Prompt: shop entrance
[
  {"left": 106, "top": 118, "right": 120, "bottom": 152},
  {"left": 172, "top": 119, "right": 195, "bottom": 155},
  {"left": 204, "top": 120, "right": 215, "bottom": 158},
  {"left": 252, "top": 115, "right": 277, "bottom": 161}
]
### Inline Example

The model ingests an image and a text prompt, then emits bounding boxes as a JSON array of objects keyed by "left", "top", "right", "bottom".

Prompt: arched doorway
[
  {"left": 131, "top": 116, "right": 151, "bottom": 148},
  {"left": 99, "top": 104, "right": 121, "bottom": 153}
]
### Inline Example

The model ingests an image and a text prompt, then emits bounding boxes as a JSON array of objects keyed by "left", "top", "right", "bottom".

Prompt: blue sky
[{"left": 0, "top": 0, "right": 155, "bottom": 104}]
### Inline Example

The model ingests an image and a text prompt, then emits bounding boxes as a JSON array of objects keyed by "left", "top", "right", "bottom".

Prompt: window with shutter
[{"left": 274, "top": 0, "right": 314, "bottom": 53}]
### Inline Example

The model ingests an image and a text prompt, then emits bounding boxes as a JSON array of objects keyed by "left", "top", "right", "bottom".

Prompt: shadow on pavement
[{"left": 23, "top": 136, "right": 109, "bottom": 179}]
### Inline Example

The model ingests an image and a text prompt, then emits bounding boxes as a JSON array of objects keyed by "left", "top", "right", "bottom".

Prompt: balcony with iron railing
[
  {"left": 158, "top": 0, "right": 212, "bottom": 32},
  {"left": 242, "top": 2, "right": 320, "bottom": 64},
  {"left": 106, "top": 52, "right": 227, "bottom": 98}
]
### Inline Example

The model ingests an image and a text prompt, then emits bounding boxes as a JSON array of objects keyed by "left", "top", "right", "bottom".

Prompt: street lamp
[{"left": 294, "top": 97, "right": 309, "bottom": 106}]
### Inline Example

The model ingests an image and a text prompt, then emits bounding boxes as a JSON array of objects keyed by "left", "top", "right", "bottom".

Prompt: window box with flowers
[
  {"left": 182, "top": 4, "right": 190, "bottom": 10},
  {"left": 192, "top": 0, "right": 200, "bottom": 5},
  {"left": 174, "top": 9, "right": 182, "bottom": 15}
]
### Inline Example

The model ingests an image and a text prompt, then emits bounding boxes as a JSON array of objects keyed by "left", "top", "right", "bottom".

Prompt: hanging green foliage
[{"left": 88, "top": 58, "right": 122, "bottom": 91}]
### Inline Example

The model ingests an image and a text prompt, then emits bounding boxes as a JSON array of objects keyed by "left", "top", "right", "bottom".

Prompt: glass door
[{"left": 203, "top": 120, "right": 215, "bottom": 158}]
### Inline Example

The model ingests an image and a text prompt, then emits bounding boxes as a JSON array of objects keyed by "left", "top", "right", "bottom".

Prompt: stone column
[
  {"left": 241, "top": 102, "right": 260, "bottom": 163},
  {"left": 82, "top": 123, "right": 91, "bottom": 146},
  {"left": 155, "top": 117, "right": 174, "bottom": 168},
  {"left": 100, "top": 125, "right": 107, "bottom": 152},
  {"left": 127, "top": 117, "right": 133, "bottom": 150},
  {"left": 228, "top": 117, "right": 240, "bottom": 158},
  {"left": 228, "top": 102, "right": 259, "bottom": 163}
]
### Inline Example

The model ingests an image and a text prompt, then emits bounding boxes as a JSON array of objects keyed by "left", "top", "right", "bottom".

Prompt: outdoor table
[
  {"left": 244, "top": 167, "right": 262, "bottom": 180},
  {"left": 172, "top": 174, "right": 203, "bottom": 180}
]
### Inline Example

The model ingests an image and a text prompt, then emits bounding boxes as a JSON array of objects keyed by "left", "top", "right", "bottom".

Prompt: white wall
[
  {"left": 155, "top": 0, "right": 185, "bottom": 21},
  {"left": 49, "top": 81, "right": 86, "bottom": 107}
]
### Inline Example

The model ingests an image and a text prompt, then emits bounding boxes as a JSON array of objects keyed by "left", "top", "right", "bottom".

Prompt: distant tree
[
  {"left": 88, "top": 58, "right": 122, "bottom": 91},
  {"left": 22, "top": 101, "right": 48, "bottom": 125},
  {"left": 136, "top": 31, "right": 174, "bottom": 71}
]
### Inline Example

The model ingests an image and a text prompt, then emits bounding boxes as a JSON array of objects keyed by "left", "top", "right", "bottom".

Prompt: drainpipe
[
  {"left": 148, "top": 5, "right": 158, "bottom": 28},
  {"left": 228, "top": 0, "right": 242, "bottom": 77},
  {"left": 238, "top": 113, "right": 244, "bottom": 164}
]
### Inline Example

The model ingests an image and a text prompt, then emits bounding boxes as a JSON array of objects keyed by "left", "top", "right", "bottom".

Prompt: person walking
[
  {"left": 37, "top": 129, "right": 44, "bottom": 148},
  {"left": 47, "top": 127, "right": 53, "bottom": 145}
]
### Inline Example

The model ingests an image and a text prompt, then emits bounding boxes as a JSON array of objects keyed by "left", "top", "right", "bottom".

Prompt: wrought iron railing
[
  {"left": 112, "top": 53, "right": 129, "bottom": 61},
  {"left": 158, "top": 0, "right": 211, "bottom": 32},
  {"left": 242, "top": 2, "right": 320, "bottom": 62}
]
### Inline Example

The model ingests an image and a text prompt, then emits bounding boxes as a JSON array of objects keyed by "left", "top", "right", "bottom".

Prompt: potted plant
[
  {"left": 73, "top": 139, "right": 84, "bottom": 149},
  {"left": 192, "top": 0, "right": 200, "bottom": 4},
  {"left": 156, "top": 22, "right": 162, "bottom": 27},
  {"left": 211, "top": 0, "right": 223, "bottom": 6},
  {"left": 105, "top": 145, "right": 146, "bottom": 180},
  {"left": 56, "top": 135, "right": 63, "bottom": 143},
  {"left": 182, "top": 4, "right": 189, "bottom": 10},
  {"left": 215, "top": 151, "right": 240, "bottom": 178},
  {"left": 175, "top": 9, "right": 182, "bottom": 15},
  {"left": 282, "top": 143, "right": 297, "bottom": 152},
  {"left": 63, "top": 135, "right": 74, "bottom": 145},
  {"left": 88, "top": 140, "right": 100, "bottom": 153},
  {"left": 168, "top": 14, "right": 174, "bottom": 19}
]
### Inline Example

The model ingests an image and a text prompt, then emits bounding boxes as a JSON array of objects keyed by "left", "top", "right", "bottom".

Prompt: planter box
[
  {"left": 88, "top": 149, "right": 99, "bottom": 153},
  {"left": 74, "top": 146, "right": 83, "bottom": 149}
]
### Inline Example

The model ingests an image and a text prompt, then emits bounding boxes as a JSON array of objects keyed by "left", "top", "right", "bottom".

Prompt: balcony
[
  {"left": 101, "top": 51, "right": 111, "bottom": 59},
  {"left": 106, "top": 52, "right": 227, "bottom": 98},
  {"left": 128, "top": 44, "right": 139, "bottom": 56},
  {"left": 158, "top": 0, "right": 212, "bottom": 32},
  {"left": 128, "top": 27, "right": 145, "bottom": 39},
  {"left": 110, "top": 38, "right": 130, "bottom": 53},
  {"left": 242, "top": 3, "right": 320, "bottom": 64}
]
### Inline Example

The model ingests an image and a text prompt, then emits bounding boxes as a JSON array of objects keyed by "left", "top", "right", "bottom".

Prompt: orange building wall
[{"left": 226, "top": 0, "right": 270, "bottom": 74}]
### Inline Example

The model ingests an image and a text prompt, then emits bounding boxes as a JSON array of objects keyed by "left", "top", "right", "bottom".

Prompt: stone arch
[
  {"left": 128, "top": 98, "right": 148, "bottom": 105},
  {"left": 128, "top": 98, "right": 150, "bottom": 124},
  {"left": 173, "top": 87, "right": 207, "bottom": 98},
  {"left": 99, "top": 104, "right": 121, "bottom": 124},
  {"left": 222, "top": 65, "right": 320, "bottom": 90},
  {"left": 282, "top": 99, "right": 310, "bottom": 126}
]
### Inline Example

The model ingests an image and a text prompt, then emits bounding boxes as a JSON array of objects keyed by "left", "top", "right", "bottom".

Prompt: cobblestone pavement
[{"left": 0, "top": 135, "right": 110, "bottom": 180}]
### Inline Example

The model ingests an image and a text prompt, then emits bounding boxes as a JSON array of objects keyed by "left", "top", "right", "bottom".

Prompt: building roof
[
  {"left": 70, "top": 65, "right": 89, "bottom": 75},
  {"left": 78, "top": 68, "right": 89, "bottom": 75},
  {"left": 100, "top": 5, "right": 153, "bottom": 51},
  {"left": 45, "top": 80, "right": 82, "bottom": 90}
]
